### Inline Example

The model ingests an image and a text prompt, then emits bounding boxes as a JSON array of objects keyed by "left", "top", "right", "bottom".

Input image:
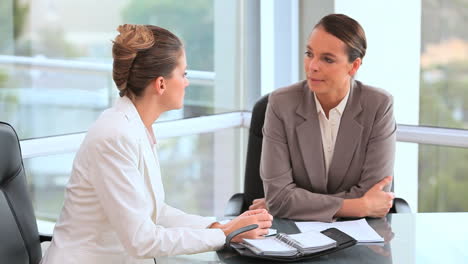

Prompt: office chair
[
  {"left": 224, "top": 94, "right": 411, "bottom": 217},
  {"left": 0, "top": 121, "right": 52, "bottom": 264}
]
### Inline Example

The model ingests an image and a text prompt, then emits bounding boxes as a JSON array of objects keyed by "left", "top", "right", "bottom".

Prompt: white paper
[
  {"left": 266, "top": 228, "right": 277, "bottom": 236},
  {"left": 243, "top": 236, "right": 297, "bottom": 256},
  {"left": 288, "top": 231, "right": 336, "bottom": 249},
  {"left": 295, "top": 219, "right": 384, "bottom": 243}
]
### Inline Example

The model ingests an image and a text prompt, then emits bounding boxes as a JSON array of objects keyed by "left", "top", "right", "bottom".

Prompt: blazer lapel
[
  {"left": 295, "top": 83, "right": 328, "bottom": 193},
  {"left": 327, "top": 81, "right": 363, "bottom": 192},
  {"left": 140, "top": 136, "right": 164, "bottom": 220},
  {"left": 114, "top": 97, "right": 162, "bottom": 221}
]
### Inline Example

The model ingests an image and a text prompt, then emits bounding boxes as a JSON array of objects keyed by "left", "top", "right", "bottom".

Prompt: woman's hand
[
  {"left": 219, "top": 209, "right": 273, "bottom": 243},
  {"left": 362, "top": 176, "right": 395, "bottom": 218},
  {"left": 249, "top": 198, "right": 267, "bottom": 210}
]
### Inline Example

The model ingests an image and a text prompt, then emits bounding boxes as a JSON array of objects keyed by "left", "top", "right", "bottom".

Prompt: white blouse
[{"left": 314, "top": 88, "right": 350, "bottom": 176}]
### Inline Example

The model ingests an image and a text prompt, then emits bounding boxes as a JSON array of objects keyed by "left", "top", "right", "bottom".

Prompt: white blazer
[{"left": 41, "top": 96, "right": 225, "bottom": 264}]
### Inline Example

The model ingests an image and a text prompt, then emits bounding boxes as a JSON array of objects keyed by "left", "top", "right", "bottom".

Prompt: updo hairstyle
[{"left": 112, "top": 24, "right": 183, "bottom": 97}]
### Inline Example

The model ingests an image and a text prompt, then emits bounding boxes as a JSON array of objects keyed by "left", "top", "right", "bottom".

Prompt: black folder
[{"left": 224, "top": 225, "right": 357, "bottom": 262}]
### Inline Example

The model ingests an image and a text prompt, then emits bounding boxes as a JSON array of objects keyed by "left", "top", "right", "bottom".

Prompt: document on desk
[{"left": 295, "top": 219, "right": 383, "bottom": 243}]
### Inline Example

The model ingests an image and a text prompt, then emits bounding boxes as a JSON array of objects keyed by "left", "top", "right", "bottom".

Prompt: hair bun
[
  {"left": 113, "top": 24, "right": 155, "bottom": 59},
  {"left": 112, "top": 24, "right": 155, "bottom": 95}
]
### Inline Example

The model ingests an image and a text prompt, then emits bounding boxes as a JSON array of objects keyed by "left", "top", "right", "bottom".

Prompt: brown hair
[
  {"left": 314, "top": 14, "right": 367, "bottom": 63},
  {"left": 112, "top": 24, "right": 183, "bottom": 97}
]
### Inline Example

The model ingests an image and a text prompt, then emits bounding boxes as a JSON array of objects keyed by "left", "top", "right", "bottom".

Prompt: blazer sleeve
[
  {"left": 86, "top": 134, "right": 225, "bottom": 258},
  {"left": 261, "top": 100, "right": 343, "bottom": 222},
  {"left": 331, "top": 95, "right": 396, "bottom": 199},
  {"left": 157, "top": 203, "right": 217, "bottom": 229}
]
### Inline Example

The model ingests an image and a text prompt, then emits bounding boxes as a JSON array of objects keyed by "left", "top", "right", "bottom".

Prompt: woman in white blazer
[{"left": 41, "top": 24, "right": 272, "bottom": 264}]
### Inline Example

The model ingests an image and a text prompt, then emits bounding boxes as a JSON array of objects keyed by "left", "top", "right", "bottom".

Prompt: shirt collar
[
  {"left": 314, "top": 86, "right": 351, "bottom": 116},
  {"left": 145, "top": 126, "right": 157, "bottom": 146},
  {"left": 114, "top": 95, "right": 140, "bottom": 121}
]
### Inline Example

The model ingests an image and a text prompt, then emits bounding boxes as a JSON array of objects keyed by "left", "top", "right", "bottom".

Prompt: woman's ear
[
  {"left": 348, "top": 58, "right": 362, "bottom": 76},
  {"left": 153, "top": 76, "right": 166, "bottom": 95}
]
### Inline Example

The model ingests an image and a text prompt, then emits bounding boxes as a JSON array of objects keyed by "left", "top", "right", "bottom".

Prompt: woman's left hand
[{"left": 218, "top": 209, "right": 273, "bottom": 243}]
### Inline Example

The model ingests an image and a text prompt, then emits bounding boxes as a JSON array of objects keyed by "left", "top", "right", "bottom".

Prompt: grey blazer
[{"left": 260, "top": 80, "right": 396, "bottom": 222}]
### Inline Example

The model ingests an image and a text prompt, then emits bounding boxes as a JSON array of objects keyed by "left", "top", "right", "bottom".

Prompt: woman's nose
[{"left": 308, "top": 57, "right": 319, "bottom": 72}]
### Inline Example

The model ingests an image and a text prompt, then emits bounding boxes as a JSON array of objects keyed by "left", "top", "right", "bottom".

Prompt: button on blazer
[
  {"left": 261, "top": 80, "right": 396, "bottom": 222},
  {"left": 41, "top": 96, "right": 225, "bottom": 264}
]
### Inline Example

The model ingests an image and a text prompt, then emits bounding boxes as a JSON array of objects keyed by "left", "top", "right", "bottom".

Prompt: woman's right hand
[
  {"left": 249, "top": 198, "right": 267, "bottom": 210},
  {"left": 361, "top": 176, "right": 395, "bottom": 218},
  {"left": 221, "top": 209, "right": 273, "bottom": 243}
]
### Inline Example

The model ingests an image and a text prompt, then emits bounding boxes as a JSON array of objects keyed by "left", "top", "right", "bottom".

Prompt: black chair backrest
[
  {"left": 243, "top": 94, "right": 269, "bottom": 211},
  {"left": 0, "top": 122, "right": 42, "bottom": 264}
]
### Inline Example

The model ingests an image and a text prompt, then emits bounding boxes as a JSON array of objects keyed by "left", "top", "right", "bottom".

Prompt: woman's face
[
  {"left": 304, "top": 26, "right": 358, "bottom": 96},
  {"left": 163, "top": 50, "right": 189, "bottom": 110}
]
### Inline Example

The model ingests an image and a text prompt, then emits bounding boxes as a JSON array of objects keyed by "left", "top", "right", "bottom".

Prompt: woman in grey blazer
[{"left": 252, "top": 14, "right": 396, "bottom": 222}]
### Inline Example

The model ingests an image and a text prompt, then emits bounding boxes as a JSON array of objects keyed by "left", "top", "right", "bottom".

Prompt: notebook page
[
  {"left": 295, "top": 219, "right": 383, "bottom": 243},
  {"left": 287, "top": 231, "right": 336, "bottom": 249},
  {"left": 243, "top": 236, "right": 296, "bottom": 254}
]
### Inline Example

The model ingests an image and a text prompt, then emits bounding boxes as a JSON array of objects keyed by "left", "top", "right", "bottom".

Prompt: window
[
  {"left": 0, "top": 0, "right": 232, "bottom": 139},
  {"left": 2, "top": 0, "right": 251, "bottom": 222},
  {"left": 311, "top": 0, "right": 468, "bottom": 212},
  {"left": 420, "top": 0, "right": 468, "bottom": 130},
  {"left": 4, "top": 0, "right": 468, "bottom": 227},
  {"left": 25, "top": 127, "right": 246, "bottom": 221},
  {"left": 418, "top": 143, "right": 468, "bottom": 212}
]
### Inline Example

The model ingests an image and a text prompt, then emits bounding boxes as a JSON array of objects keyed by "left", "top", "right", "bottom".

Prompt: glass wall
[
  {"left": 418, "top": 0, "right": 468, "bottom": 211},
  {"left": 3, "top": 0, "right": 468, "bottom": 221},
  {"left": 329, "top": 0, "right": 468, "bottom": 212},
  {"left": 420, "top": 0, "right": 468, "bottom": 130},
  {"left": 25, "top": 128, "right": 245, "bottom": 221},
  {"left": 0, "top": 0, "right": 236, "bottom": 139},
  {"left": 2, "top": 0, "right": 250, "bottom": 220},
  {"left": 418, "top": 143, "right": 468, "bottom": 212}
]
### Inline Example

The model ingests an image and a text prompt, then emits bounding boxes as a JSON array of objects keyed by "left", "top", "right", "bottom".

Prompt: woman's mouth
[{"left": 309, "top": 78, "right": 324, "bottom": 84}]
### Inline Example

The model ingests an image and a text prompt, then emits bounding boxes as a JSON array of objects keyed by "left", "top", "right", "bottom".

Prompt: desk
[{"left": 155, "top": 213, "right": 468, "bottom": 263}]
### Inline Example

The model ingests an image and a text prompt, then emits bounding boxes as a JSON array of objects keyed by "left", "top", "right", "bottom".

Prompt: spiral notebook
[
  {"left": 242, "top": 230, "right": 337, "bottom": 257},
  {"left": 225, "top": 226, "right": 357, "bottom": 262}
]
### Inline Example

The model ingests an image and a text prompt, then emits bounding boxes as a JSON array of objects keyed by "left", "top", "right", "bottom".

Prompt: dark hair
[
  {"left": 112, "top": 24, "right": 183, "bottom": 97},
  {"left": 314, "top": 14, "right": 367, "bottom": 63}
]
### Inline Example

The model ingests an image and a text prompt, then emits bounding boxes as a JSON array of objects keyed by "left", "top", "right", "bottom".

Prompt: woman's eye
[
  {"left": 324, "top": 57, "right": 334, "bottom": 63},
  {"left": 304, "top": 51, "right": 312, "bottom": 57},
  {"left": 183, "top": 72, "right": 188, "bottom": 77}
]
